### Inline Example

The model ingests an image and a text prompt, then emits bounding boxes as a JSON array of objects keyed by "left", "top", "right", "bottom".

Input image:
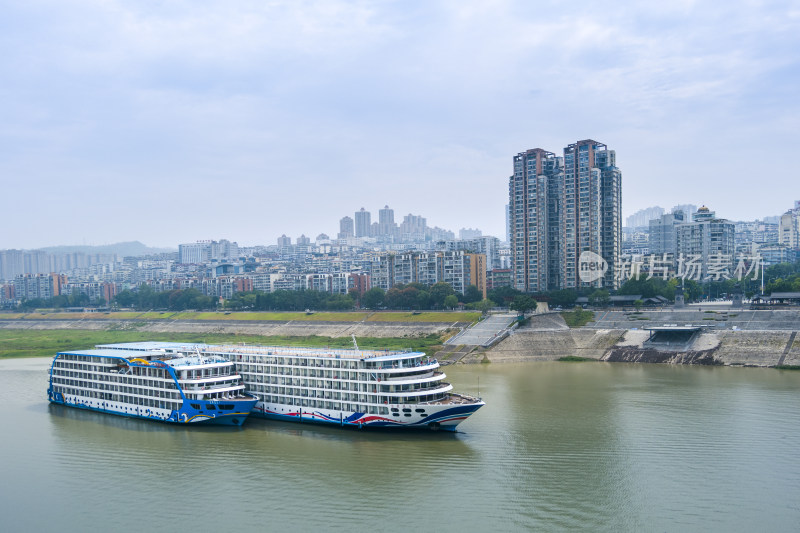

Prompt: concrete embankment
[
  {"left": 589, "top": 308, "right": 800, "bottom": 331},
  {"left": 486, "top": 328, "right": 626, "bottom": 363},
  {"left": 0, "top": 318, "right": 457, "bottom": 338},
  {"left": 484, "top": 312, "right": 800, "bottom": 367},
  {"left": 3, "top": 311, "right": 798, "bottom": 367}
]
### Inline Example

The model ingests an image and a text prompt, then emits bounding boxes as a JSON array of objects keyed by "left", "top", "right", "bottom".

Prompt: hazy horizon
[{"left": 2, "top": 1, "right": 798, "bottom": 249}]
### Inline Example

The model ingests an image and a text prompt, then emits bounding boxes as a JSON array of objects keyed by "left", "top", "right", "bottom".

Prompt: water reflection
[{"left": 3, "top": 358, "right": 800, "bottom": 532}]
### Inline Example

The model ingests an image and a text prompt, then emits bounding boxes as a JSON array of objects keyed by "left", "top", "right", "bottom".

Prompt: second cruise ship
[{"left": 95, "top": 341, "right": 485, "bottom": 431}]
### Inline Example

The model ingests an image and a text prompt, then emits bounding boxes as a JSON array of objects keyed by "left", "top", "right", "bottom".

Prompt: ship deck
[
  {"left": 97, "top": 341, "right": 426, "bottom": 363},
  {"left": 206, "top": 344, "right": 419, "bottom": 361},
  {"left": 424, "top": 393, "right": 483, "bottom": 406}
]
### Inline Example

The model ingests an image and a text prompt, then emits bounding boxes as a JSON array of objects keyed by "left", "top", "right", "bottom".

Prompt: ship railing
[
  {"left": 375, "top": 359, "right": 437, "bottom": 370},
  {"left": 380, "top": 383, "right": 452, "bottom": 397},
  {"left": 399, "top": 382, "right": 451, "bottom": 394},
  {"left": 179, "top": 374, "right": 238, "bottom": 382},
  {"left": 183, "top": 383, "right": 245, "bottom": 393},
  {"left": 377, "top": 371, "right": 438, "bottom": 382},
  {"left": 206, "top": 344, "right": 413, "bottom": 360},
  {"left": 167, "top": 356, "right": 229, "bottom": 367}
]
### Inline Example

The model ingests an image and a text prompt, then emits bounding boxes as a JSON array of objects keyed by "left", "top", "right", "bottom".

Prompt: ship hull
[
  {"left": 250, "top": 400, "right": 484, "bottom": 431},
  {"left": 48, "top": 390, "right": 257, "bottom": 426}
]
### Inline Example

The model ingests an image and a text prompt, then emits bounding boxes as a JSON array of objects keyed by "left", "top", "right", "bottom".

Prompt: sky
[{"left": 1, "top": 0, "right": 798, "bottom": 249}]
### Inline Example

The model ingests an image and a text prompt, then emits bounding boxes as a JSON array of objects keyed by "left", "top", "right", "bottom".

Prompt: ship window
[
  {"left": 402, "top": 408, "right": 411, "bottom": 412},
  {"left": 404, "top": 413, "right": 412, "bottom": 417},
  {"left": 190, "top": 403, "right": 201, "bottom": 409},
  {"left": 415, "top": 409, "right": 426, "bottom": 413},
  {"left": 392, "top": 413, "right": 400, "bottom": 416},
  {"left": 391, "top": 408, "right": 399, "bottom": 412},
  {"left": 218, "top": 404, "right": 234, "bottom": 410}
]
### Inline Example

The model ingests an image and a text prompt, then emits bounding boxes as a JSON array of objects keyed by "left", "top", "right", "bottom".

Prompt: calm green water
[{"left": 2, "top": 358, "right": 799, "bottom": 532}]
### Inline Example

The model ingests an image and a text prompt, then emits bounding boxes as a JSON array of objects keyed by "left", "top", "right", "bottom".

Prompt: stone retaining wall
[
  {"left": 484, "top": 327, "right": 799, "bottom": 367},
  {"left": 589, "top": 309, "right": 800, "bottom": 331},
  {"left": 486, "top": 329, "right": 626, "bottom": 363},
  {"left": 3, "top": 316, "right": 798, "bottom": 367},
  {"left": 0, "top": 318, "right": 452, "bottom": 338}
]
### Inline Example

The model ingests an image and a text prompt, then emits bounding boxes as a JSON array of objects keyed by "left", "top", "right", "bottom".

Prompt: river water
[{"left": 2, "top": 357, "right": 799, "bottom": 532}]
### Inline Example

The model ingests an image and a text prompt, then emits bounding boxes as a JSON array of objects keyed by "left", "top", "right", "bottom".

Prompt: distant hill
[{"left": 39, "top": 241, "right": 176, "bottom": 257}]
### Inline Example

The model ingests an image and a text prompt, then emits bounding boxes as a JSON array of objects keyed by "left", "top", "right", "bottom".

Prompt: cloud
[{"left": 0, "top": 0, "right": 798, "bottom": 248}]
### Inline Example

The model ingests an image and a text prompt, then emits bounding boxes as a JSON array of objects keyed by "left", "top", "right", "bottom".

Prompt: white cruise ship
[
  {"left": 48, "top": 342, "right": 258, "bottom": 426},
  {"left": 95, "top": 341, "right": 485, "bottom": 431}
]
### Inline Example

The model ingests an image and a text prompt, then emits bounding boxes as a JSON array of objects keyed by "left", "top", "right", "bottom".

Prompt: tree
[
  {"left": 443, "top": 294, "right": 459, "bottom": 309},
  {"left": 463, "top": 284, "right": 483, "bottom": 304},
  {"left": 325, "top": 294, "right": 356, "bottom": 310},
  {"left": 470, "top": 298, "right": 495, "bottom": 315},
  {"left": 510, "top": 295, "right": 537, "bottom": 316},
  {"left": 430, "top": 282, "right": 455, "bottom": 308},
  {"left": 114, "top": 289, "right": 136, "bottom": 307},
  {"left": 618, "top": 277, "right": 673, "bottom": 301},
  {"left": 415, "top": 290, "right": 431, "bottom": 310},
  {"left": 347, "top": 288, "right": 361, "bottom": 307},
  {"left": 682, "top": 279, "right": 703, "bottom": 302},
  {"left": 135, "top": 283, "right": 157, "bottom": 310},
  {"left": 487, "top": 285, "right": 522, "bottom": 307},
  {"left": 547, "top": 289, "right": 577, "bottom": 308},
  {"left": 588, "top": 289, "right": 610, "bottom": 307},
  {"left": 362, "top": 287, "right": 386, "bottom": 309},
  {"left": 384, "top": 287, "right": 404, "bottom": 309}
]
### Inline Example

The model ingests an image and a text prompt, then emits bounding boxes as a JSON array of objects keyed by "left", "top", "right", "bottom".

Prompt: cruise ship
[
  {"left": 94, "top": 341, "right": 485, "bottom": 431},
  {"left": 47, "top": 342, "right": 258, "bottom": 425}
]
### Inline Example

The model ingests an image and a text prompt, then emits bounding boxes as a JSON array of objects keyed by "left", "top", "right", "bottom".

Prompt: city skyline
[
  {"left": 2, "top": 1, "right": 798, "bottom": 249},
  {"left": 0, "top": 197, "right": 794, "bottom": 252}
]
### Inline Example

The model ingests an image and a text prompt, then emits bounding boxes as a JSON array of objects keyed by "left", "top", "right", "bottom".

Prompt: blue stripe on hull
[{"left": 48, "top": 394, "right": 256, "bottom": 426}]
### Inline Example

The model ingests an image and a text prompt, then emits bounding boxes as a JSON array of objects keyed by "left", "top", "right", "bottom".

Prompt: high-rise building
[
  {"left": 355, "top": 208, "right": 371, "bottom": 238},
  {"left": 277, "top": 235, "right": 292, "bottom": 248},
  {"left": 626, "top": 206, "right": 664, "bottom": 229},
  {"left": 368, "top": 251, "right": 483, "bottom": 295},
  {"left": 459, "top": 228, "right": 482, "bottom": 240},
  {"left": 438, "top": 236, "right": 502, "bottom": 271},
  {"left": 509, "top": 140, "right": 622, "bottom": 292},
  {"left": 338, "top": 216, "right": 354, "bottom": 239},
  {"left": 179, "top": 242, "right": 210, "bottom": 264},
  {"left": 563, "top": 139, "right": 622, "bottom": 289},
  {"left": 648, "top": 210, "right": 686, "bottom": 255},
  {"left": 675, "top": 206, "right": 735, "bottom": 279},
  {"left": 378, "top": 205, "right": 396, "bottom": 237},
  {"left": 509, "top": 148, "right": 560, "bottom": 292},
  {"left": 505, "top": 203, "right": 511, "bottom": 244},
  {"left": 672, "top": 204, "right": 698, "bottom": 220},
  {"left": 13, "top": 273, "right": 67, "bottom": 301},
  {"left": 0, "top": 249, "right": 52, "bottom": 279},
  {"left": 779, "top": 211, "right": 800, "bottom": 249},
  {"left": 179, "top": 240, "right": 239, "bottom": 264},
  {"left": 399, "top": 214, "right": 427, "bottom": 240}
]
